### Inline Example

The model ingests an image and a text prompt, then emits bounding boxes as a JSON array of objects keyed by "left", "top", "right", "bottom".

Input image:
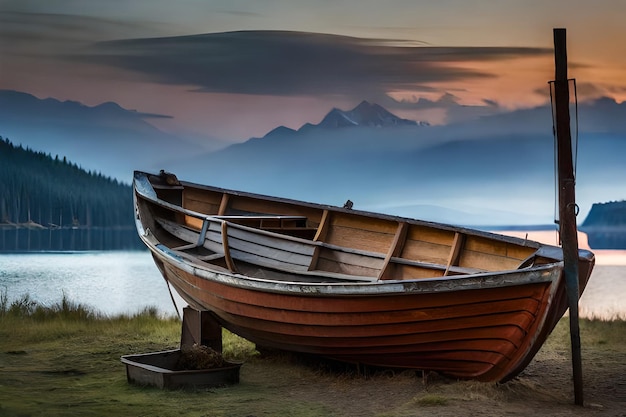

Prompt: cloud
[
  {"left": 379, "top": 92, "right": 502, "bottom": 124},
  {"left": 0, "top": 11, "right": 160, "bottom": 54},
  {"left": 0, "top": 11, "right": 94, "bottom": 54},
  {"left": 216, "top": 9, "right": 263, "bottom": 18},
  {"left": 397, "top": 93, "right": 464, "bottom": 110},
  {"left": 535, "top": 81, "right": 626, "bottom": 103},
  {"left": 82, "top": 30, "right": 551, "bottom": 98}
]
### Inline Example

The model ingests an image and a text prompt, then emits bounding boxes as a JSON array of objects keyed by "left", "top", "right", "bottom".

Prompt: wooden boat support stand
[
  {"left": 120, "top": 308, "right": 241, "bottom": 390},
  {"left": 130, "top": 29, "right": 594, "bottom": 404},
  {"left": 180, "top": 307, "right": 223, "bottom": 352}
]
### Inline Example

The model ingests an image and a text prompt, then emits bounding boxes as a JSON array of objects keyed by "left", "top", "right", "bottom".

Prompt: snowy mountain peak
[
  {"left": 317, "top": 101, "right": 421, "bottom": 128},
  {"left": 259, "top": 101, "right": 429, "bottom": 139},
  {"left": 317, "top": 107, "right": 360, "bottom": 128}
]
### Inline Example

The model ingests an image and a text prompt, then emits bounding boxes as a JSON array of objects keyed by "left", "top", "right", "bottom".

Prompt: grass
[
  {"left": 0, "top": 294, "right": 326, "bottom": 417},
  {"left": 541, "top": 312, "right": 626, "bottom": 351},
  {"left": 412, "top": 394, "right": 449, "bottom": 406},
  {"left": 1, "top": 293, "right": 625, "bottom": 417}
]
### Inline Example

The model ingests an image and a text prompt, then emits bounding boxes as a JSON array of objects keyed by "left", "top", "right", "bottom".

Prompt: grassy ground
[{"left": 1, "top": 295, "right": 625, "bottom": 417}]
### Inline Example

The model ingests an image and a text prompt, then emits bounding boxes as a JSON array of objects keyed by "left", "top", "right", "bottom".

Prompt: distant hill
[
  {"left": 581, "top": 200, "right": 626, "bottom": 249},
  {"left": 3, "top": 89, "right": 625, "bottom": 227},
  {"left": 0, "top": 89, "right": 223, "bottom": 183},
  {"left": 0, "top": 137, "right": 142, "bottom": 251}
]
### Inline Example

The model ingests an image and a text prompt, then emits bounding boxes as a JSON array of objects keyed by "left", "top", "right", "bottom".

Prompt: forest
[{"left": 0, "top": 136, "right": 142, "bottom": 250}]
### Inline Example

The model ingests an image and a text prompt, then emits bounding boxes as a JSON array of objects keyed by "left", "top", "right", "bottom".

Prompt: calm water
[
  {"left": 0, "top": 250, "right": 625, "bottom": 320},
  {"left": 0, "top": 251, "right": 184, "bottom": 317}
]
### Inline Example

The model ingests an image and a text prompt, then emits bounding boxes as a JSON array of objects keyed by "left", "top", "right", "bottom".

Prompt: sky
[{"left": 1, "top": 0, "right": 626, "bottom": 146}]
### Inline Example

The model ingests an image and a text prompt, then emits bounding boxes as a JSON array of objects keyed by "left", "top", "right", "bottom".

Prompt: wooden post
[
  {"left": 553, "top": 28, "right": 584, "bottom": 406},
  {"left": 180, "top": 307, "right": 223, "bottom": 352}
]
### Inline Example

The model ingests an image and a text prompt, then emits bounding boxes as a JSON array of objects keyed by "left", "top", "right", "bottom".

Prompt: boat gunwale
[{"left": 134, "top": 171, "right": 547, "bottom": 250}]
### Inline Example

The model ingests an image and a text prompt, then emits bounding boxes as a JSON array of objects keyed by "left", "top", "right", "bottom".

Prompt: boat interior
[{"left": 137, "top": 173, "right": 551, "bottom": 283}]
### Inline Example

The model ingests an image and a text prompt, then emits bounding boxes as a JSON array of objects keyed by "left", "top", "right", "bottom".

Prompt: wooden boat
[{"left": 133, "top": 169, "right": 595, "bottom": 382}]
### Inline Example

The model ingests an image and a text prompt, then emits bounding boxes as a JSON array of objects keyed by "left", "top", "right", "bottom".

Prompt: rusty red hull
[{"left": 149, "top": 251, "right": 567, "bottom": 382}]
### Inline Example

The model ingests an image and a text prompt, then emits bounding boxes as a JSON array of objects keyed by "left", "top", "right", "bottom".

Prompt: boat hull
[{"left": 148, "top": 246, "right": 564, "bottom": 382}]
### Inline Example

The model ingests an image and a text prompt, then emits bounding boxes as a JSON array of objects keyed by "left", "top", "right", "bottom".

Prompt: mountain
[
  {"left": 3, "top": 89, "right": 624, "bottom": 227},
  {"left": 165, "top": 98, "right": 626, "bottom": 227},
  {"left": 262, "top": 101, "right": 426, "bottom": 138},
  {"left": 0, "top": 90, "right": 220, "bottom": 183},
  {"left": 580, "top": 200, "right": 626, "bottom": 249},
  {"left": 315, "top": 100, "right": 425, "bottom": 128}
]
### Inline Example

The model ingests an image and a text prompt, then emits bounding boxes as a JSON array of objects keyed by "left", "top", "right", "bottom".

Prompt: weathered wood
[
  {"left": 218, "top": 193, "right": 230, "bottom": 215},
  {"left": 325, "top": 212, "right": 396, "bottom": 253},
  {"left": 378, "top": 222, "right": 409, "bottom": 280},
  {"left": 444, "top": 232, "right": 465, "bottom": 276},
  {"left": 160, "top": 217, "right": 481, "bottom": 278},
  {"left": 313, "top": 209, "right": 331, "bottom": 242},
  {"left": 180, "top": 307, "right": 223, "bottom": 352},
  {"left": 227, "top": 194, "right": 323, "bottom": 224},
  {"left": 310, "top": 209, "right": 331, "bottom": 271},
  {"left": 315, "top": 246, "right": 383, "bottom": 276},
  {"left": 183, "top": 188, "right": 222, "bottom": 214},
  {"left": 401, "top": 225, "right": 456, "bottom": 265},
  {"left": 390, "top": 257, "right": 484, "bottom": 275},
  {"left": 221, "top": 222, "right": 237, "bottom": 272}
]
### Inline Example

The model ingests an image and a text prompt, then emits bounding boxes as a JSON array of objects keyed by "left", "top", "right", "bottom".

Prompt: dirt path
[{"left": 241, "top": 343, "right": 626, "bottom": 417}]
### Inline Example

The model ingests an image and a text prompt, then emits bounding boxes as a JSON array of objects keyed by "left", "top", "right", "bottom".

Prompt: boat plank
[
  {"left": 226, "top": 225, "right": 316, "bottom": 256},
  {"left": 325, "top": 212, "right": 397, "bottom": 253},
  {"left": 165, "top": 269, "right": 538, "bottom": 346},
  {"left": 183, "top": 188, "right": 222, "bottom": 214},
  {"left": 316, "top": 247, "right": 384, "bottom": 270},
  {"left": 215, "top": 310, "right": 535, "bottom": 343},
  {"left": 226, "top": 194, "right": 324, "bottom": 224},
  {"left": 387, "top": 264, "right": 445, "bottom": 279},
  {"left": 406, "top": 225, "right": 457, "bottom": 246},
  {"left": 170, "top": 284, "right": 543, "bottom": 327},
  {"left": 459, "top": 250, "right": 525, "bottom": 271},
  {"left": 165, "top": 264, "right": 550, "bottom": 313},
  {"left": 463, "top": 235, "right": 536, "bottom": 262}
]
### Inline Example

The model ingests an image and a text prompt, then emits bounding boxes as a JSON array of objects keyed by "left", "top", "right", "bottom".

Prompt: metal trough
[{"left": 121, "top": 349, "right": 241, "bottom": 390}]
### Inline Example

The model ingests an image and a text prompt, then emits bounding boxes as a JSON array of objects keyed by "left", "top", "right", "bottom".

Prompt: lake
[
  {"left": 0, "top": 250, "right": 625, "bottom": 320},
  {"left": 0, "top": 251, "right": 183, "bottom": 318}
]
